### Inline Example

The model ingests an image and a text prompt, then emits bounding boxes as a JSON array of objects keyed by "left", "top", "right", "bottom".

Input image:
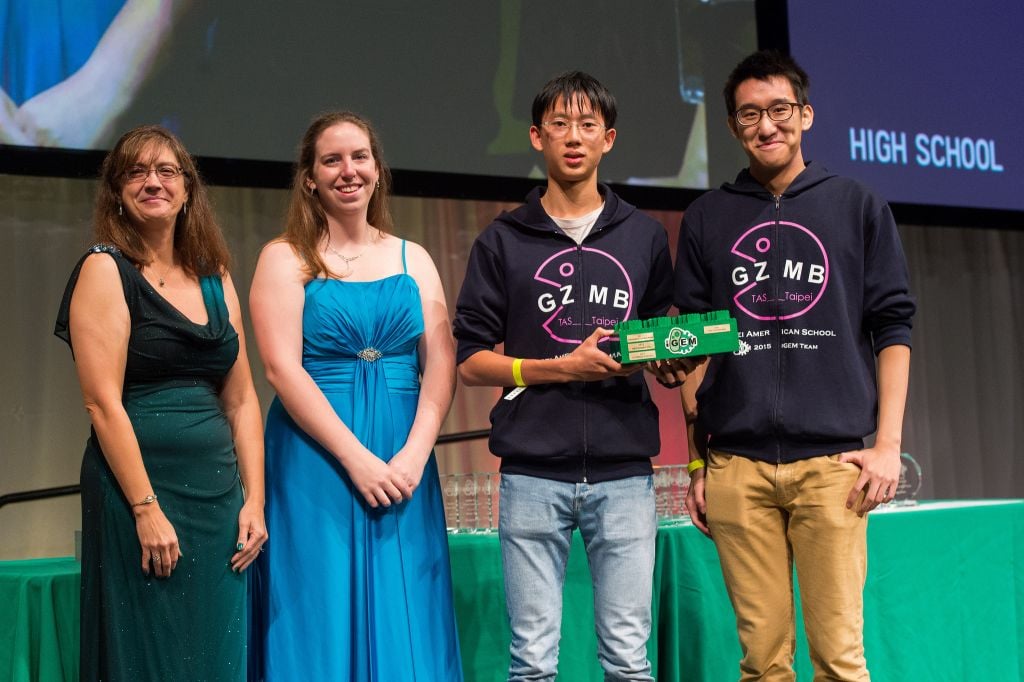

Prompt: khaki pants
[{"left": 706, "top": 451, "right": 870, "bottom": 682}]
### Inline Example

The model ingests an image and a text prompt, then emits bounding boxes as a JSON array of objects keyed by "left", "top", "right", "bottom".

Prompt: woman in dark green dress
[{"left": 54, "top": 125, "right": 267, "bottom": 681}]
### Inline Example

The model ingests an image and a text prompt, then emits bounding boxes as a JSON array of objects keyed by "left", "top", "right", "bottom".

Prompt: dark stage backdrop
[{"left": 1, "top": 173, "right": 1021, "bottom": 559}]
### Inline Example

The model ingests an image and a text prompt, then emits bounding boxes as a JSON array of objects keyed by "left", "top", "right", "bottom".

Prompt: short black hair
[
  {"left": 723, "top": 50, "right": 810, "bottom": 114},
  {"left": 531, "top": 71, "right": 617, "bottom": 129}
]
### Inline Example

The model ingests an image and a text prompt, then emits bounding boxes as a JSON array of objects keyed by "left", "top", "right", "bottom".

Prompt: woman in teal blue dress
[
  {"left": 55, "top": 125, "right": 267, "bottom": 680},
  {"left": 248, "top": 111, "right": 462, "bottom": 680}
]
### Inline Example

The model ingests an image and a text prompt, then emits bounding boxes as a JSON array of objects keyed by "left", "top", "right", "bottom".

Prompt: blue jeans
[{"left": 499, "top": 473, "right": 656, "bottom": 682}]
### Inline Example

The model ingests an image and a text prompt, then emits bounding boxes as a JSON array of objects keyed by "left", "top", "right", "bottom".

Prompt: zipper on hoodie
[
  {"left": 576, "top": 240, "right": 590, "bottom": 483},
  {"left": 575, "top": 215, "right": 612, "bottom": 483},
  {"left": 550, "top": 224, "right": 592, "bottom": 483},
  {"left": 772, "top": 194, "right": 783, "bottom": 463},
  {"left": 575, "top": 217, "right": 609, "bottom": 485}
]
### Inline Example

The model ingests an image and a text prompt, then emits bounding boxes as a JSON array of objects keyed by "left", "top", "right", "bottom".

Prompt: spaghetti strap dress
[
  {"left": 54, "top": 245, "right": 246, "bottom": 681},
  {"left": 249, "top": 240, "right": 462, "bottom": 681}
]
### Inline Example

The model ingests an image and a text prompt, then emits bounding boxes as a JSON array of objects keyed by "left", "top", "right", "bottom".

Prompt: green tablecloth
[
  {"left": 3, "top": 501, "right": 1022, "bottom": 681},
  {"left": 0, "top": 557, "right": 79, "bottom": 682},
  {"left": 451, "top": 500, "right": 1024, "bottom": 681}
]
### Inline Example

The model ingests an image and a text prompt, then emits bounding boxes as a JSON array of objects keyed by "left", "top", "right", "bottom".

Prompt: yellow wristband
[
  {"left": 687, "top": 459, "right": 705, "bottom": 475},
  {"left": 512, "top": 358, "right": 526, "bottom": 387}
]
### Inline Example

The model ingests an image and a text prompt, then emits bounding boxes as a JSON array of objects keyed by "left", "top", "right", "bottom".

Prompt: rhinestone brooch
[{"left": 357, "top": 347, "right": 383, "bottom": 362}]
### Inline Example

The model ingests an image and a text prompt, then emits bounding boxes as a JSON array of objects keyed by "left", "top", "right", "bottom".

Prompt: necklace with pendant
[
  {"left": 325, "top": 232, "right": 376, "bottom": 276},
  {"left": 150, "top": 261, "right": 173, "bottom": 287}
]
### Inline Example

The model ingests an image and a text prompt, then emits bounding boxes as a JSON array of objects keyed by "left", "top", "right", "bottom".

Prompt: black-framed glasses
[
  {"left": 124, "top": 165, "right": 184, "bottom": 183},
  {"left": 541, "top": 119, "right": 606, "bottom": 139},
  {"left": 733, "top": 102, "right": 802, "bottom": 127}
]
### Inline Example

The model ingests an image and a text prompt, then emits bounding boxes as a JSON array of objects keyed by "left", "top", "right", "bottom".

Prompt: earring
[
  {"left": 183, "top": 202, "right": 188, "bottom": 216},
  {"left": 376, "top": 181, "right": 380, "bottom": 190},
  {"left": 118, "top": 203, "right": 123, "bottom": 216}
]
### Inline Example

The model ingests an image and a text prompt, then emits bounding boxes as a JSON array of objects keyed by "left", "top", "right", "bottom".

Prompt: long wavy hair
[
  {"left": 283, "top": 111, "right": 394, "bottom": 279},
  {"left": 94, "top": 125, "right": 230, "bottom": 276}
]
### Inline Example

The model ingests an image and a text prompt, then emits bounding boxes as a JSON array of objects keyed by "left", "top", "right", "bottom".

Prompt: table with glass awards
[
  {"left": 441, "top": 463, "right": 1023, "bottom": 682},
  {"left": 2, "top": 494, "right": 1022, "bottom": 681},
  {"left": 441, "top": 465, "right": 693, "bottom": 535}
]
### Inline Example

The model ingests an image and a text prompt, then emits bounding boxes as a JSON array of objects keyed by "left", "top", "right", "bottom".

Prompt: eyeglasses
[
  {"left": 124, "top": 165, "right": 184, "bottom": 183},
  {"left": 733, "top": 102, "right": 802, "bottom": 127},
  {"left": 541, "top": 119, "right": 606, "bottom": 139}
]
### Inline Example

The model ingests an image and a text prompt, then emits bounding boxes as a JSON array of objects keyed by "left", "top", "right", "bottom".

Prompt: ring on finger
[{"left": 153, "top": 554, "right": 161, "bottom": 563}]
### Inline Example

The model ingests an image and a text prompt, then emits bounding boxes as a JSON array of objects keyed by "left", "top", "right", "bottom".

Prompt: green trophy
[{"left": 613, "top": 311, "right": 739, "bottom": 364}]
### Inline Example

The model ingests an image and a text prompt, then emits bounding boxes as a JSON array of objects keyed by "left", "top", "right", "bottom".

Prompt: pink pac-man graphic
[
  {"left": 533, "top": 247, "right": 635, "bottom": 344},
  {"left": 730, "top": 221, "right": 829, "bottom": 321}
]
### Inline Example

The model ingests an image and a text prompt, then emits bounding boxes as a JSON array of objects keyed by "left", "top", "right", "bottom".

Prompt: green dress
[{"left": 55, "top": 245, "right": 245, "bottom": 681}]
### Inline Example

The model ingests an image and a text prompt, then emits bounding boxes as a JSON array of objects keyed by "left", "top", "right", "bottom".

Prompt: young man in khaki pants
[{"left": 676, "top": 50, "right": 916, "bottom": 681}]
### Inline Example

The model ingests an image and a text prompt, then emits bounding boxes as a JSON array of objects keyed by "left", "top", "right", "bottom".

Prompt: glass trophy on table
[{"left": 891, "top": 452, "right": 923, "bottom": 505}]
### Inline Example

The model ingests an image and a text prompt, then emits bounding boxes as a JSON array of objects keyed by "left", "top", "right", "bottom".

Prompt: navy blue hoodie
[
  {"left": 674, "top": 162, "right": 916, "bottom": 462},
  {"left": 453, "top": 185, "right": 674, "bottom": 483}
]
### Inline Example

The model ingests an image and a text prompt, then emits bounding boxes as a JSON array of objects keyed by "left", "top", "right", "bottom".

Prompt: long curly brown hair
[
  {"left": 94, "top": 125, "right": 230, "bottom": 276},
  {"left": 283, "top": 111, "right": 394, "bottom": 279}
]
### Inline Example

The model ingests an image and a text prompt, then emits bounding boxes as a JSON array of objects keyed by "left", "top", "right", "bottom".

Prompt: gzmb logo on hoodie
[
  {"left": 730, "top": 221, "right": 829, "bottom": 321},
  {"left": 534, "top": 247, "right": 634, "bottom": 344}
]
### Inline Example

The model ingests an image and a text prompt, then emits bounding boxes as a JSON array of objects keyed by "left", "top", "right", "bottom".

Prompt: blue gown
[
  {"left": 250, "top": 242, "right": 463, "bottom": 681},
  {"left": 1, "top": 0, "right": 126, "bottom": 105}
]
